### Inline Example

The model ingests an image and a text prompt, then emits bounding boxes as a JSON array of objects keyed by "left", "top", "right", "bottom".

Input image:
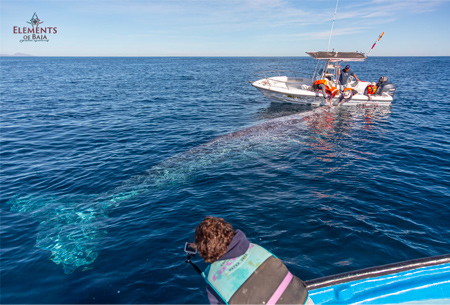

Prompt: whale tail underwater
[{"left": 8, "top": 106, "right": 383, "bottom": 273}]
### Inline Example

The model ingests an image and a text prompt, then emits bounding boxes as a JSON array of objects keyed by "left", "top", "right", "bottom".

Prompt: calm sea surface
[{"left": 1, "top": 57, "right": 449, "bottom": 303}]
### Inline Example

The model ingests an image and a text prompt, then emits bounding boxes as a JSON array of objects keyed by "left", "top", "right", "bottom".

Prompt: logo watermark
[{"left": 13, "top": 13, "right": 58, "bottom": 43}]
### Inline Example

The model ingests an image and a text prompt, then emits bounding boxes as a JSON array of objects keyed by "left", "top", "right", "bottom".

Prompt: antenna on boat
[
  {"left": 366, "top": 32, "right": 385, "bottom": 57},
  {"left": 327, "top": 0, "right": 339, "bottom": 52}
]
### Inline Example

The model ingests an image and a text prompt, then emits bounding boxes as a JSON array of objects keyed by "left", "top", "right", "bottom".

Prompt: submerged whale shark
[{"left": 9, "top": 106, "right": 329, "bottom": 273}]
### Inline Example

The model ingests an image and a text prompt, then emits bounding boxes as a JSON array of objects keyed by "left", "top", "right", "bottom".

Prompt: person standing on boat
[
  {"left": 338, "top": 65, "right": 359, "bottom": 90},
  {"left": 192, "top": 216, "right": 312, "bottom": 304}
]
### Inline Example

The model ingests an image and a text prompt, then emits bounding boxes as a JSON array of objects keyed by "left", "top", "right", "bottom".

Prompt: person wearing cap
[
  {"left": 193, "top": 216, "right": 312, "bottom": 304},
  {"left": 364, "top": 82, "right": 378, "bottom": 100},
  {"left": 338, "top": 65, "right": 359, "bottom": 89}
]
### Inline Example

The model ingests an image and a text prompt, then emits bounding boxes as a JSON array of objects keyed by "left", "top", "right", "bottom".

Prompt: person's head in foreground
[
  {"left": 192, "top": 216, "right": 312, "bottom": 304},
  {"left": 195, "top": 216, "right": 235, "bottom": 263}
]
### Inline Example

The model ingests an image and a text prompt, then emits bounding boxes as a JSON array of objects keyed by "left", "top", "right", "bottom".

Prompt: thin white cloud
[
  {"left": 274, "top": 0, "right": 448, "bottom": 40},
  {"left": 285, "top": 27, "right": 369, "bottom": 40},
  {"left": 68, "top": 0, "right": 449, "bottom": 34},
  {"left": 333, "top": 0, "right": 450, "bottom": 20}
]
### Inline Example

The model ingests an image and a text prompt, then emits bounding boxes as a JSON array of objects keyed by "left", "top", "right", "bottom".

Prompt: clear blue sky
[{"left": 1, "top": 0, "right": 449, "bottom": 56}]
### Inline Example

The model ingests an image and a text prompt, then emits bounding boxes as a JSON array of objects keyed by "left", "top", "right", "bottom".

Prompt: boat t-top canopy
[{"left": 306, "top": 51, "right": 366, "bottom": 62}]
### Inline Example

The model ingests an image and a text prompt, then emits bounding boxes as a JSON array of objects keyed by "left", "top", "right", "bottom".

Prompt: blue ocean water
[{"left": 1, "top": 56, "right": 449, "bottom": 304}]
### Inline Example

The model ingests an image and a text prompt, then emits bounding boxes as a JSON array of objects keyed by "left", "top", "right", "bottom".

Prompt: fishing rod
[{"left": 366, "top": 32, "right": 385, "bottom": 57}]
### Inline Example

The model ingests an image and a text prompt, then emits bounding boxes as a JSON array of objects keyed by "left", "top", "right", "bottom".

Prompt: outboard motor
[{"left": 376, "top": 76, "right": 396, "bottom": 97}]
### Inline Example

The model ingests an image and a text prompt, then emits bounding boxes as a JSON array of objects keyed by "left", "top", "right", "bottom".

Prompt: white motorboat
[{"left": 252, "top": 51, "right": 396, "bottom": 106}]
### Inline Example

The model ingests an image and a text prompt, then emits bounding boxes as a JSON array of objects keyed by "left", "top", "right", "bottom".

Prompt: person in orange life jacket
[
  {"left": 312, "top": 79, "right": 336, "bottom": 106},
  {"left": 364, "top": 82, "right": 377, "bottom": 100},
  {"left": 338, "top": 65, "right": 359, "bottom": 90},
  {"left": 194, "top": 216, "right": 311, "bottom": 304}
]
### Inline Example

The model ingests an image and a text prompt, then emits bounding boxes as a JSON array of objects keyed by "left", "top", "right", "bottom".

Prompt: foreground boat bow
[{"left": 306, "top": 254, "right": 450, "bottom": 304}]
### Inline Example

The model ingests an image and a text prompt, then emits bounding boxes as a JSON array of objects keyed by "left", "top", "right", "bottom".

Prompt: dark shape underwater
[{"left": 9, "top": 107, "right": 328, "bottom": 273}]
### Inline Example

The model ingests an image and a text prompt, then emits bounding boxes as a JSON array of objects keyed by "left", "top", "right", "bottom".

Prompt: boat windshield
[
  {"left": 309, "top": 51, "right": 366, "bottom": 83},
  {"left": 313, "top": 60, "right": 341, "bottom": 83}
]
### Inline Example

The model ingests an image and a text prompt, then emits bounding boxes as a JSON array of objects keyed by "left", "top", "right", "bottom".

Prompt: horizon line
[{"left": 2, "top": 54, "right": 450, "bottom": 58}]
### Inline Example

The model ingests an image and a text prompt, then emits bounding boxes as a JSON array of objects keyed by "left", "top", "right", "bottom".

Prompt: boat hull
[
  {"left": 252, "top": 79, "right": 393, "bottom": 106},
  {"left": 306, "top": 254, "right": 450, "bottom": 304}
]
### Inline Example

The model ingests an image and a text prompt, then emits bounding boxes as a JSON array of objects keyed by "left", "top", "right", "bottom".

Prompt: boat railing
[
  {"left": 255, "top": 70, "right": 311, "bottom": 78},
  {"left": 254, "top": 70, "right": 312, "bottom": 90}
]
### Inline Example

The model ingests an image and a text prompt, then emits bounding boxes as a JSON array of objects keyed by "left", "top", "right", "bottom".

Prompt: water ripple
[{"left": 1, "top": 57, "right": 449, "bottom": 303}]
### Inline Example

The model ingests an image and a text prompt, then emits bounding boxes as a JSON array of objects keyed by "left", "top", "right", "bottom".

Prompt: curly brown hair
[{"left": 195, "top": 216, "right": 235, "bottom": 263}]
